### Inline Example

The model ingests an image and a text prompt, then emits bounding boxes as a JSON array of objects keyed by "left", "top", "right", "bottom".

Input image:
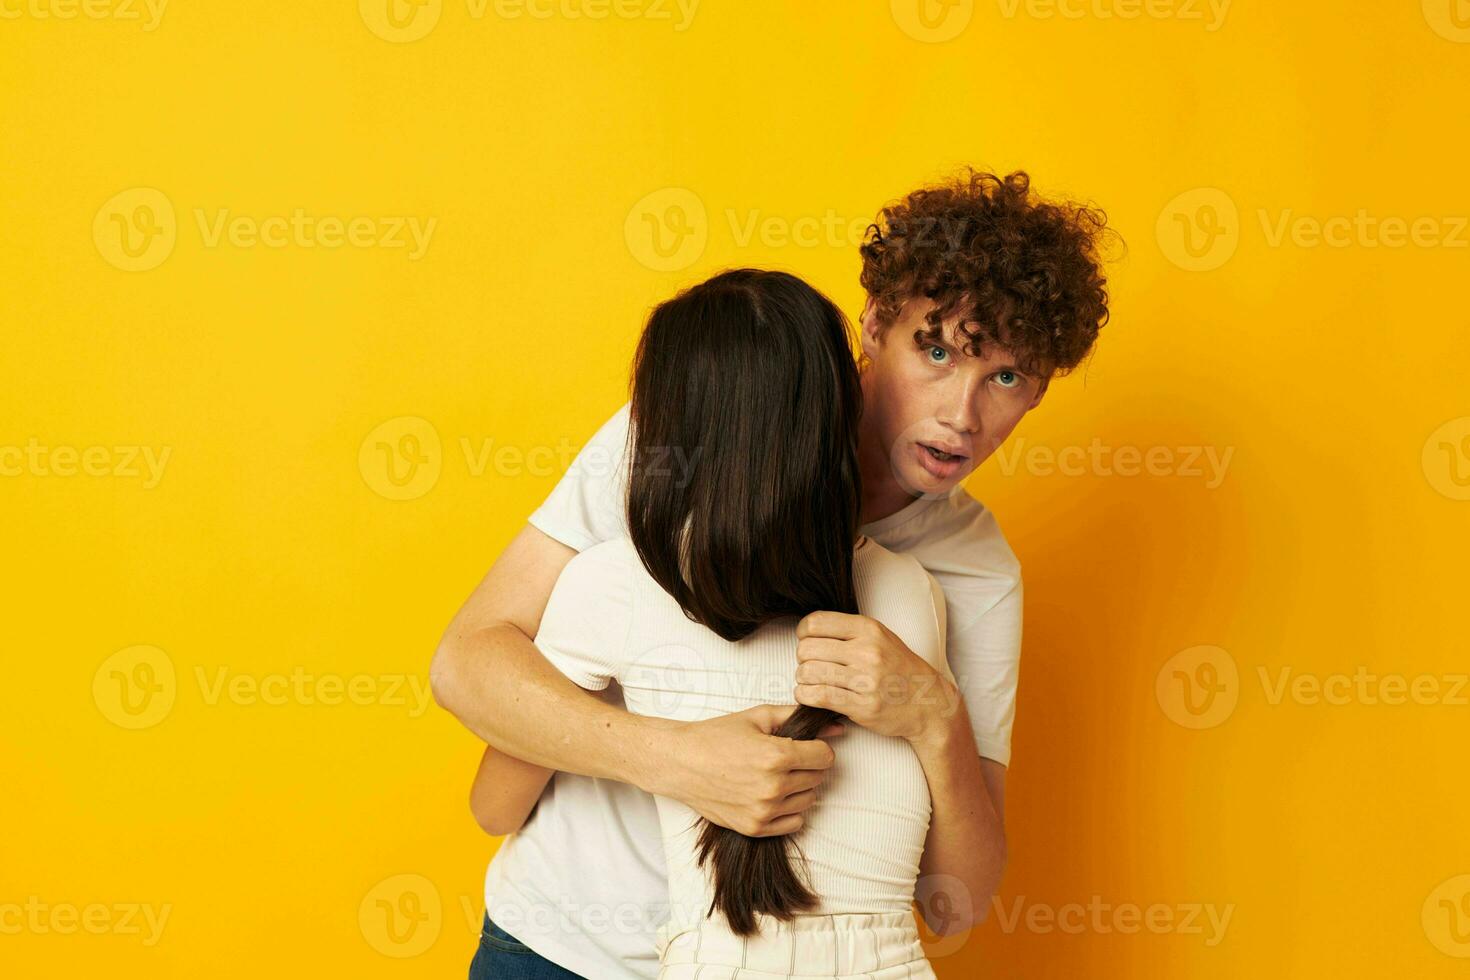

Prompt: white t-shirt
[{"left": 485, "top": 402, "right": 1023, "bottom": 980}]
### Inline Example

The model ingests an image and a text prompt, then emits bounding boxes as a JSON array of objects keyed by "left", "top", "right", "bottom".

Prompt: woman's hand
[{"left": 793, "top": 611, "right": 961, "bottom": 744}]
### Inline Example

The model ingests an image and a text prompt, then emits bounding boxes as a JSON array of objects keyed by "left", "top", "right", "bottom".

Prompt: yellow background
[{"left": 3, "top": 0, "right": 1468, "bottom": 976}]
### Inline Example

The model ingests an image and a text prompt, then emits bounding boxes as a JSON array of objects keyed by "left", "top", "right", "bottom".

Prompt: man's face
[{"left": 859, "top": 297, "right": 1049, "bottom": 499}]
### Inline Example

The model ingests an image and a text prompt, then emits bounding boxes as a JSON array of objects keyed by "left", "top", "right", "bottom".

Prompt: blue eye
[
  {"left": 926, "top": 346, "right": 950, "bottom": 364},
  {"left": 995, "top": 371, "right": 1020, "bottom": 388}
]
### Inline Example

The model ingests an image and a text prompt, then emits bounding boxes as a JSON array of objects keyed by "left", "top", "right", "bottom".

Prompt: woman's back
[{"left": 534, "top": 534, "right": 953, "bottom": 944}]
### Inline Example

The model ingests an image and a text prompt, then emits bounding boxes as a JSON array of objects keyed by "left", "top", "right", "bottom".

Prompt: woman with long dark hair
[{"left": 471, "top": 268, "right": 951, "bottom": 979}]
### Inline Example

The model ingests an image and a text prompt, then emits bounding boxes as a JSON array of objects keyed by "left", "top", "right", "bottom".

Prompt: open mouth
[{"left": 919, "top": 443, "right": 967, "bottom": 463}]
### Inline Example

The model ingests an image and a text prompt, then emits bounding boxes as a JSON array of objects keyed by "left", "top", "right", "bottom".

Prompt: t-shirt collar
[{"left": 859, "top": 483, "right": 962, "bottom": 538}]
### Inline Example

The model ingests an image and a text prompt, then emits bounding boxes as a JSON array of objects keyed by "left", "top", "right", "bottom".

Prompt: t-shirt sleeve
[
  {"left": 949, "top": 576, "right": 1022, "bottom": 767},
  {"left": 905, "top": 497, "right": 1024, "bottom": 768},
  {"left": 925, "top": 573, "right": 957, "bottom": 686},
  {"left": 534, "top": 546, "right": 634, "bottom": 692},
  {"left": 527, "top": 402, "right": 633, "bottom": 552}
]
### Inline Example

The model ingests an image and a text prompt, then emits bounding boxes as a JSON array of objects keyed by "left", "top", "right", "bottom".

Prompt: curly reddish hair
[{"left": 858, "top": 169, "right": 1112, "bottom": 377}]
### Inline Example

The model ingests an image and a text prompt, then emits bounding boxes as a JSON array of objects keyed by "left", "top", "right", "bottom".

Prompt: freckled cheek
[
  {"left": 980, "top": 407, "right": 1026, "bottom": 453},
  {"left": 878, "top": 371, "right": 934, "bottom": 440},
  {"left": 897, "top": 367, "right": 948, "bottom": 418}
]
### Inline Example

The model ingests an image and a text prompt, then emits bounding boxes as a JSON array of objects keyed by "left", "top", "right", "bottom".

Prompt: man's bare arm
[
  {"left": 912, "top": 720, "right": 1008, "bottom": 936},
  {"left": 430, "top": 524, "right": 663, "bottom": 776},
  {"left": 430, "top": 524, "right": 841, "bottom": 836}
]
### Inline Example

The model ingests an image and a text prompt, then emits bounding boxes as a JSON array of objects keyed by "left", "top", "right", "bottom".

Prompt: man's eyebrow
[
  {"left": 918, "top": 321, "right": 1038, "bottom": 373},
  {"left": 912, "top": 323, "right": 949, "bottom": 346},
  {"left": 991, "top": 355, "right": 1042, "bottom": 376},
  {"left": 916, "top": 322, "right": 969, "bottom": 350}
]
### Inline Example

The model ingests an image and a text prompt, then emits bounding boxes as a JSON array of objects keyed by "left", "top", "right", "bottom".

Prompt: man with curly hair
[
  {"left": 433, "top": 170, "right": 1111, "bottom": 980},
  {"left": 855, "top": 170, "right": 1109, "bottom": 508}
]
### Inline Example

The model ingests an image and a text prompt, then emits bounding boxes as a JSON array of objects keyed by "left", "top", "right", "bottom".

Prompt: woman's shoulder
[
  {"left": 564, "top": 536, "right": 641, "bottom": 571},
  {"left": 855, "top": 538, "right": 948, "bottom": 669},
  {"left": 856, "top": 536, "right": 935, "bottom": 590},
  {"left": 555, "top": 537, "right": 643, "bottom": 597},
  {"left": 856, "top": 539, "right": 944, "bottom": 616},
  {"left": 576, "top": 535, "right": 639, "bottom": 564}
]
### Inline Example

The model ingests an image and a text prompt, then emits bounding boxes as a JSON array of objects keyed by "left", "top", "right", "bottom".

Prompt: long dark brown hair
[{"left": 625, "top": 268, "right": 864, "bottom": 936}]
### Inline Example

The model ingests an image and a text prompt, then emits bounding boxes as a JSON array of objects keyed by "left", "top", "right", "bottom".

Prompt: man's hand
[
  {"left": 641, "top": 704, "right": 845, "bottom": 838},
  {"left": 793, "top": 611, "right": 961, "bottom": 744}
]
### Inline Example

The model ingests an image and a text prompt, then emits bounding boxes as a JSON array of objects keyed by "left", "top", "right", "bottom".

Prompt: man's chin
[{"left": 896, "top": 461, "right": 964, "bottom": 500}]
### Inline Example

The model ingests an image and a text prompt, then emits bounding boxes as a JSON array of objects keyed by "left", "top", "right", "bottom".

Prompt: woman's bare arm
[{"left": 468, "top": 744, "right": 555, "bottom": 837}]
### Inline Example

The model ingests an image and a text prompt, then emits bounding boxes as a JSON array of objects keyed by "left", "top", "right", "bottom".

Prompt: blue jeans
[{"left": 468, "top": 913, "right": 586, "bottom": 980}]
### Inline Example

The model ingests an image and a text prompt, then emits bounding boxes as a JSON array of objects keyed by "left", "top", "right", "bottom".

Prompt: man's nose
[{"left": 936, "top": 375, "right": 983, "bottom": 433}]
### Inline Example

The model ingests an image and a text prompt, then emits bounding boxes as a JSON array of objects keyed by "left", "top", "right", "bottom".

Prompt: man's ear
[
  {"left": 858, "top": 296, "right": 884, "bottom": 360},
  {"left": 1027, "top": 376, "right": 1051, "bottom": 410}
]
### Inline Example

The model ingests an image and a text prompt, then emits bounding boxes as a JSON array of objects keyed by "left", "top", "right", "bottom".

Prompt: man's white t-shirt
[{"left": 484, "top": 402, "right": 1023, "bottom": 980}]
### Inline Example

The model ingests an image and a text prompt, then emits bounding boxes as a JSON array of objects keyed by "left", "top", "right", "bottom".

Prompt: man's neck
[{"left": 857, "top": 415, "right": 919, "bottom": 526}]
